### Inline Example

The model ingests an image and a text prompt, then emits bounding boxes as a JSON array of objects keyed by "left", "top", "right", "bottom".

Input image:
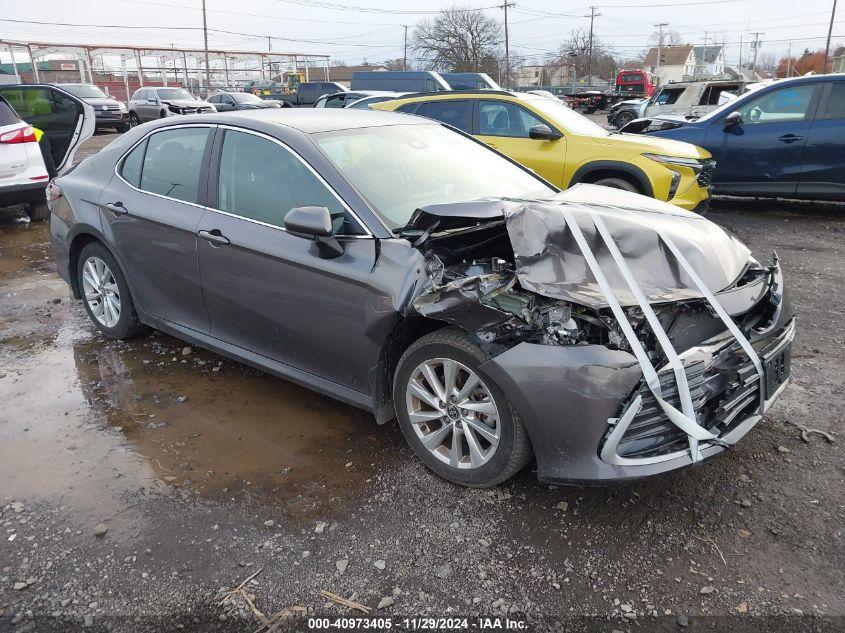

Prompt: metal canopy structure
[{"left": 1, "top": 39, "right": 330, "bottom": 97}]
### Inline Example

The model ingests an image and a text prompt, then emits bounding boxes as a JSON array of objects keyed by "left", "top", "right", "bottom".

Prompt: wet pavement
[{"left": 0, "top": 132, "right": 843, "bottom": 632}]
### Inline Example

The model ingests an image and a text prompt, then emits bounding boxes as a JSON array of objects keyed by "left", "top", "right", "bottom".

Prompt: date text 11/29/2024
[{"left": 307, "top": 617, "right": 527, "bottom": 630}]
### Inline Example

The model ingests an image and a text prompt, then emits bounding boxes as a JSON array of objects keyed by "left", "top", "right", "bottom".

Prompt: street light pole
[
  {"left": 403, "top": 25, "right": 409, "bottom": 71},
  {"left": 201, "top": 0, "right": 211, "bottom": 95}
]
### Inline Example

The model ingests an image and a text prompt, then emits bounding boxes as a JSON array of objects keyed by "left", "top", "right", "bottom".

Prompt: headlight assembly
[{"left": 642, "top": 153, "right": 704, "bottom": 173}]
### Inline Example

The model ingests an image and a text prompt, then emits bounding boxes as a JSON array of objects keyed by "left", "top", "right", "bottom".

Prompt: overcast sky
[{"left": 0, "top": 0, "right": 841, "bottom": 70}]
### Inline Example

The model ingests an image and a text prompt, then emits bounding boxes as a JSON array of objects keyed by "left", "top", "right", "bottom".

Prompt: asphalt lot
[{"left": 1, "top": 130, "right": 843, "bottom": 632}]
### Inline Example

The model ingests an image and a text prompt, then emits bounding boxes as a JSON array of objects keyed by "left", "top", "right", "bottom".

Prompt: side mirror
[
  {"left": 284, "top": 206, "right": 343, "bottom": 258},
  {"left": 529, "top": 124, "right": 561, "bottom": 141},
  {"left": 724, "top": 111, "right": 742, "bottom": 128}
]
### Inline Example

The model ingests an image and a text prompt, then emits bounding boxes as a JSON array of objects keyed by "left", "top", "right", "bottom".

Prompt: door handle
[
  {"left": 198, "top": 229, "right": 230, "bottom": 246},
  {"left": 778, "top": 134, "right": 803, "bottom": 143},
  {"left": 104, "top": 201, "right": 128, "bottom": 216}
]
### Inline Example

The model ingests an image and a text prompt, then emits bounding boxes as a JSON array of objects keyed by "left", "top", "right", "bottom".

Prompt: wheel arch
[
  {"left": 570, "top": 161, "right": 654, "bottom": 198},
  {"left": 67, "top": 228, "right": 131, "bottom": 301},
  {"left": 371, "top": 315, "right": 449, "bottom": 424}
]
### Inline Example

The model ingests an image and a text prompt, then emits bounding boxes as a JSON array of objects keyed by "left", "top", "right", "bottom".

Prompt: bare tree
[
  {"left": 755, "top": 51, "right": 777, "bottom": 75},
  {"left": 547, "top": 30, "right": 617, "bottom": 82},
  {"left": 412, "top": 6, "right": 503, "bottom": 73},
  {"left": 648, "top": 28, "right": 681, "bottom": 48}
]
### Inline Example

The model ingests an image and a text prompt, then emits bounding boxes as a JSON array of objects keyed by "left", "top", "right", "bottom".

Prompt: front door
[
  {"left": 706, "top": 82, "right": 819, "bottom": 196},
  {"left": 98, "top": 124, "right": 212, "bottom": 332},
  {"left": 196, "top": 127, "right": 377, "bottom": 392},
  {"left": 474, "top": 99, "right": 566, "bottom": 187}
]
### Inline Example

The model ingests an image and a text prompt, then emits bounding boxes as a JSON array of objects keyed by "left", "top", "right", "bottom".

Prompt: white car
[{"left": 0, "top": 84, "right": 94, "bottom": 220}]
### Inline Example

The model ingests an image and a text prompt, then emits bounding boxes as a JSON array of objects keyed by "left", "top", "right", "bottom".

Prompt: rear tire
[
  {"left": 115, "top": 122, "right": 130, "bottom": 133},
  {"left": 393, "top": 328, "right": 532, "bottom": 487},
  {"left": 76, "top": 242, "right": 147, "bottom": 340},
  {"left": 592, "top": 177, "right": 640, "bottom": 194},
  {"left": 26, "top": 200, "right": 50, "bottom": 221}
]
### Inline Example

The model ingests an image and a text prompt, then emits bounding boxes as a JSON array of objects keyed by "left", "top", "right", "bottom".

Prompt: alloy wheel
[
  {"left": 405, "top": 358, "right": 501, "bottom": 470},
  {"left": 81, "top": 256, "right": 121, "bottom": 328}
]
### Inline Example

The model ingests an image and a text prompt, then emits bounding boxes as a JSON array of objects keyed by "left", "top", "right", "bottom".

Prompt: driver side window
[
  {"left": 217, "top": 130, "right": 363, "bottom": 235},
  {"left": 736, "top": 85, "right": 816, "bottom": 124}
]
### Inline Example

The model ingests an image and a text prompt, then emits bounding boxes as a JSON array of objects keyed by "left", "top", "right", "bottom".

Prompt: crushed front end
[{"left": 403, "top": 185, "right": 795, "bottom": 483}]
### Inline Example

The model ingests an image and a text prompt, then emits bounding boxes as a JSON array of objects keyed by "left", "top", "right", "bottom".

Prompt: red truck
[{"left": 615, "top": 69, "right": 656, "bottom": 98}]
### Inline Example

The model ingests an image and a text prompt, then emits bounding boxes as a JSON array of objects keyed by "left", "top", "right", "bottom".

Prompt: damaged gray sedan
[{"left": 49, "top": 109, "right": 794, "bottom": 487}]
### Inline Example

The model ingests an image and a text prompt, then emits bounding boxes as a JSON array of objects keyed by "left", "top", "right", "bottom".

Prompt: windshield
[
  {"left": 313, "top": 123, "right": 554, "bottom": 229},
  {"left": 63, "top": 84, "right": 108, "bottom": 99},
  {"left": 520, "top": 95, "right": 610, "bottom": 137},
  {"left": 157, "top": 88, "right": 197, "bottom": 101},
  {"left": 232, "top": 93, "right": 263, "bottom": 103}
]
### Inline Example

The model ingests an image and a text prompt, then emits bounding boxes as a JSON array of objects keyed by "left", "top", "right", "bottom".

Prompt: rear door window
[
  {"left": 818, "top": 82, "right": 845, "bottom": 120},
  {"left": 139, "top": 127, "right": 210, "bottom": 203},
  {"left": 120, "top": 139, "right": 147, "bottom": 188},
  {"left": 413, "top": 100, "right": 472, "bottom": 132}
]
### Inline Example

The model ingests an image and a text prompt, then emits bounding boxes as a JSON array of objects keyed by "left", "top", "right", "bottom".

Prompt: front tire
[
  {"left": 77, "top": 242, "right": 147, "bottom": 339},
  {"left": 129, "top": 112, "right": 140, "bottom": 127},
  {"left": 115, "top": 122, "right": 130, "bottom": 133},
  {"left": 593, "top": 177, "right": 640, "bottom": 194},
  {"left": 614, "top": 110, "right": 635, "bottom": 128},
  {"left": 393, "top": 328, "right": 532, "bottom": 487}
]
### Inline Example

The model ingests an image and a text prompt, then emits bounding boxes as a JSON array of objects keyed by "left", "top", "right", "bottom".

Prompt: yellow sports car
[{"left": 373, "top": 91, "right": 713, "bottom": 212}]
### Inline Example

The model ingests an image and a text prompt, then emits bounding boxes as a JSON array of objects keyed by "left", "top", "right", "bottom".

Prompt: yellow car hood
[{"left": 594, "top": 132, "right": 710, "bottom": 159}]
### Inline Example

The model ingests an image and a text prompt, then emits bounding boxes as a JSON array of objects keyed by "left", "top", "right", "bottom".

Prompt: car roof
[{"left": 172, "top": 107, "right": 429, "bottom": 133}]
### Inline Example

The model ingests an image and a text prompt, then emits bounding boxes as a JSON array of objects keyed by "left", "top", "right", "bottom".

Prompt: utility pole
[
  {"left": 268, "top": 37, "right": 272, "bottom": 53},
  {"left": 654, "top": 22, "right": 668, "bottom": 83},
  {"left": 700, "top": 30, "right": 709, "bottom": 78},
  {"left": 201, "top": 0, "right": 211, "bottom": 95},
  {"left": 587, "top": 6, "right": 601, "bottom": 85},
  {"left": 750, "top": 32, "right": 763, "bottom": 78},
  {"left": 823, "top": 0, "right": 838, "bottom": 73},
  {"left": 738, "top": 34, "right": 743, "bottom": 73},
  {"left": 501, "top": 2, "right": 515, "bottom": 88},
  {"left": 402, "top": 25, "right": 409, "bottom": 70},
  {"left": 786, "top": 41, "right": 792, "bottom": 77}
]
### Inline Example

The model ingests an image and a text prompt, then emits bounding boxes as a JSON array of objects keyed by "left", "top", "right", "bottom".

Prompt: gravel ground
[{"left": 0, "top": 131, "right": 843, "bottom": 632}]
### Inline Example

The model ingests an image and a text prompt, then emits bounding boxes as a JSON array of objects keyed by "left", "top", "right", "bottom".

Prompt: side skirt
[{"left": 139, "top": 311, "right": 376, "bottom": 414}]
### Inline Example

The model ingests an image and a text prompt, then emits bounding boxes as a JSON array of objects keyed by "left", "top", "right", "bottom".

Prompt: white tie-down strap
[
  {"left": 558, "top": 207, "right": 724, "bottom": 461},
  {"left": 655, "top": 229, "right": 766, "bottom": 413}
]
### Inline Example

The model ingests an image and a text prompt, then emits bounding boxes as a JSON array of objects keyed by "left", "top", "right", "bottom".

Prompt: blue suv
[{"left": 647, "top": 75, "right": 845, "bottom": 201}]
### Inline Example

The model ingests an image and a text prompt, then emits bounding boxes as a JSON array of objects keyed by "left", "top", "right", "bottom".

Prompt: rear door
[
  {"left": 0, "top": 84, "right": 94, "bottom": 175},
  {"left": 98, "top": 124, "right": 213, "bottom": 332},
  {"left": 797, "top": 80, "right": 845, "bottom": 200},
  {"left": 474, "top": 99, "right": 566, "bottom": 187},
  {"left": 708, "top": 82, "right": 820, "bottom": 196}
]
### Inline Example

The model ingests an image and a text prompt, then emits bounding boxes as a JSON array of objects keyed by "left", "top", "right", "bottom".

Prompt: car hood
[
  {"left": 409, "top": 184, "right": 750, "bottom": 308},
  {"left": 593, "top": 131, "right": 709, "bottom": 159},
  {"left": 83, "top": 97, "right": 123, "bottom": 107},
  {"left": 162, "top": 99, "right": 212, "bottom": 108}
]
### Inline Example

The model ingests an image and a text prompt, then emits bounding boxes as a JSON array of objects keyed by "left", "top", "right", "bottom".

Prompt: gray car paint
[{"left": 49, "top": 109, "right": 793, "bottom": 483}]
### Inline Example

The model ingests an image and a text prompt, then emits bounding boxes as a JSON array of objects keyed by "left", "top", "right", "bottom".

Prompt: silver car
[
  {"left": 128, "top": 87, "right": 215, "bottom": 126},
  {"left": 47, "top": 109, "right": 794, "bottom": 487}
]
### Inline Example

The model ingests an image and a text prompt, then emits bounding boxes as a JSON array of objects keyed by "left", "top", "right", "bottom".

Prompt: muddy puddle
[{"left": 1, "top": 218, "right": 402, "bottom": 529}]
